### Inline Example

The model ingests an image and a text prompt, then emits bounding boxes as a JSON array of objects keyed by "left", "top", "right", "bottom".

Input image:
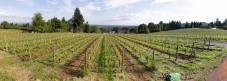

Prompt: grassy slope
[
  {"left": 0, "top": 51, "right": 15, "bottom": 81},
  {"left": 151, "top": 28, "right": 227, "bottom": 35},
  {"left": 0, "top": 50, "right": 62, "bottom": 81},
  {"left": 0, "top": 29, "right": 64, "bottom": 81},
  {"left": 0, "top": 29, "right": 23, "bottom": 34}
]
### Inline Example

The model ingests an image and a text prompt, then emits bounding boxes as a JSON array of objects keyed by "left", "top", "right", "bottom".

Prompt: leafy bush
[
  {"left": 77, "top": 68, "right": 89, "bottom": 78},
  {"left": 149, "top": 64, "right": 157, "bottom": 72}
]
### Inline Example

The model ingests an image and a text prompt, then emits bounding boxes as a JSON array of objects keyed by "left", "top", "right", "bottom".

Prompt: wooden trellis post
[
  {"left": 53, "top": 47, "right": 55, "bottom": 67},
  {"left": 162, "top": 37, "right": 164, "bottom": 54},
  {"left": 85, "top": 51, "right": 87, "bottom": 69},
  {"left": 208, "top": 37, "right": 211, "bottom": 50},
  {"left": 168, "top": 46, "right": 170, "bottom": 59},
  {"left": 203, "top": 39, "right": 206, "bottom": 50},
  {"left": 121, "top": 52, "right": 124, "bottom": 73},
  {"left": 153, "top": 50, "right": 155, "bottom": 61},
  {"left": 184, "top": 48, "right": 187, "bottom": 55},
  {"left": 191, "top": 42, "right": 195, "bottom": 56},
  {"left": 150, "top": 36, "right": 152, "bottom": 44},
  {"left": 164, "top": 37, "right": 167, "bottom": 52},
  {"left": 27, "top": 45, "right": 31, "bottom": 61},
  {"left": 175, "top": 39, "right": 179, "bottom": 61}
]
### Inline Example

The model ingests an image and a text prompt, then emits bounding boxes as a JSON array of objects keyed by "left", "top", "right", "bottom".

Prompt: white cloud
[
  {"left": 60, "top": 0, "right": 101, "bottom": 19},
  {"left": 106, "top": 0, "right": 227, "bottom": 25},
  {"left": 62, "top": 0, "right": 74, "bottom": 14},
  {"left": 0, "top": 10, "right": 32, "bottom": 18},
  {"left": 0, "top": 12, "right": 9, "bottom": 16},
  {"left": 0, "top": 7, "right": 32, "bottom": 23},
  {"left": 0, "top": 16, "right": 31, "bottom": 23},
  {"left": 77, "top": 2, "right": 102, "bottom": 23},
  {"left": 16, "top": 0, "right": 34, "bottom": 6},
  {"left": 78, "top": 0, "right": 87, "bottom": 2},
  {"left": 107, "top": 13, "right": 143, "bottom": 21},
  {"left": 105, "top": 10, "right": 154, "bottom": 25},
  {"left": 46, "top": 0, "right": 59, "bottom": 5},
  {"left": 1, "top": 0, "right": 227, "bottom": 25},
  {"left": 80, "top": 2, "right": 100, "bottom": 16},
  {"left": 103, "top": 0, "right": 144, "bottom": 9},
  {"left": 0, "top": 11, "right": 31, "bottom": 23},
  {"left": 152, "top": 0, "right": 176, "bottom": 4},
  {"left": 188, "top": 0, "right": 227, "bottom": 22}
]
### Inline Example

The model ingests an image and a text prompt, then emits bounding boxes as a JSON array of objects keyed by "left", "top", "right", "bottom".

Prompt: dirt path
[
  {"left": 61, "top": 37, "right": 99, "bottom": 77},
  {"left": 210, "top": 41, "right": 227, "bottom": 47},
  {"left": 205, "top": 41, "right": 227, "bottom": 81},
  {"left": 206, "top": 58, "right": 227, "bottom": 81}
]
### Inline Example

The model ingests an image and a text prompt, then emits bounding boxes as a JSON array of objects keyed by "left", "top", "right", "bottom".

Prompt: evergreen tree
[
  {"left": 199, "top": 22, "right": 202, "bottom": 27},
  {"left": 158, "top": 21, "right": 164, "bottom": 31},
  {"left": 71, "top": 8, "right": 85, "bottom": 33},
  {"left": 176, "top": 21, "right": 181, "bottom": 29},
  {"left": 144, "top": 25, "right": 150, "bottom": 33},
  {"left": 22, "top": 23, "right": 30, "bottom": 28},
  {"left": 84, "top": 21, "right": 90, "bottom": 33},
  {"left": 48, "top": 17, "right": 61, "bottom": 32},
  {"left": 223, "top": 19, "right": 227, "bottom": 26},
  {"left": 208, "top": 22, "right": 215, "bottom": 28},
  {"left": 215, "top": 18, "right": 222, "bottom": 28},
  {"left": 138, "top": 24, "right": 149, "bottom": 33},
  {"left": 90, "top": 25, "right": 101, "bottom": 33},
  {"left": 185, "top": 21, "right": 190, "bottom": 28},
  {"left": 129, "top": 28, "right": 136, "bottom": 33},
  {"left": 61, "top": 17, "right": 69, "bottom": 32},
  {"left": 113, "top": 27, "right": 119, "bottom": 33},
  {"left": 148, "top": 22, "right": 155, "bottom": 32},
  {"left": 191, "top": 22, "right": 194, "bottom": 28}
]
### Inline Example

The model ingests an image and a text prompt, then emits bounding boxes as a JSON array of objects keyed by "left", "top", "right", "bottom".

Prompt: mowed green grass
[
  {"left": 0, "top": 29, "right": 65, "bottom": 81},
  {"left": 0, "top": 29, "right": 99, "bottom": 81},
  {"left": 0, "top": 50, "right": 62, "bottom": 81},
  {"left": 149, "top": 28, "right": 227, "bottom": 41},
  {"left": 0, "top": 51, "right": 15, "bottom": 81},
  {"left": 0, "top": 29, "right": 23, "bottom": 34}
]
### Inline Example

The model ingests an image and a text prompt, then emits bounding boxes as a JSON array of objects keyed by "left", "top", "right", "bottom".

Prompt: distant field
[
  {"left": 0, "top": 29, "right": 23, "bottom": 34},
  {"left": 150, "top": 28, "right": 227, "bottom": 41},
  {"left": 153, "top": 28, "right": 227, "bottom": 35},
  {"left": 0, "top": 28, "right": 227, "bottom": 81}
]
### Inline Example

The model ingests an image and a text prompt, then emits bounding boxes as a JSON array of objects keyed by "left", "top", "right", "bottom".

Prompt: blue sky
[{"left": 0, "top": 0, "right": 227, "bottom": 25}]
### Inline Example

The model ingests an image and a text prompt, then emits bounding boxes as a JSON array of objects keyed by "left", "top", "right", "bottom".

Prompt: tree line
[
  {"left": 137, "top": 18, "right": 227, "bottom": 34},
  {"left": 106, "top": 18, "right": 227, "bottom": 34},
  {"left": 0, "top": 8, "right": 101, "bottom": 33},
  {"left": 208, "top": 18, "right": 227, "bottom": 29}
]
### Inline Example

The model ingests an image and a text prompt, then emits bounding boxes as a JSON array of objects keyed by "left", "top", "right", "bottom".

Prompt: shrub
[
  {"left": 77, "top": 68, "right": 89, "bottom": 78},
  {"left": 149, "top": 63, "right": 157, "bottom": 73}
]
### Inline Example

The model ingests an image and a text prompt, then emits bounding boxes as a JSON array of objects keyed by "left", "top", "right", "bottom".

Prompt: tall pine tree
[
  {"left": 71, "top": 8, "right": 84, "bottom": 33},
  {"left": 84, "top": 21, "right": 90, "bottom": 33}
]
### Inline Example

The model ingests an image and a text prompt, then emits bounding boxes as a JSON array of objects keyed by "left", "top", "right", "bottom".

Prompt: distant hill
[
  {"left": 91, "top": 25, "right": 137, "bottom": 28},
  {"left": 181, "top": 22, "right": 208, "bottom": 27},
  {"left": 201, "top": 22, "right": 209, "bottom": 26}
]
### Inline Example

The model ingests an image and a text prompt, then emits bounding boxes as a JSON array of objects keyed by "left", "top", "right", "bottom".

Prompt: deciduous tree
[
  {"left": 32, "top": 12, "right": 48, "bottom": 32},
  {"left": 1, "top": 21, "right": 10, "bottom": 29}
]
